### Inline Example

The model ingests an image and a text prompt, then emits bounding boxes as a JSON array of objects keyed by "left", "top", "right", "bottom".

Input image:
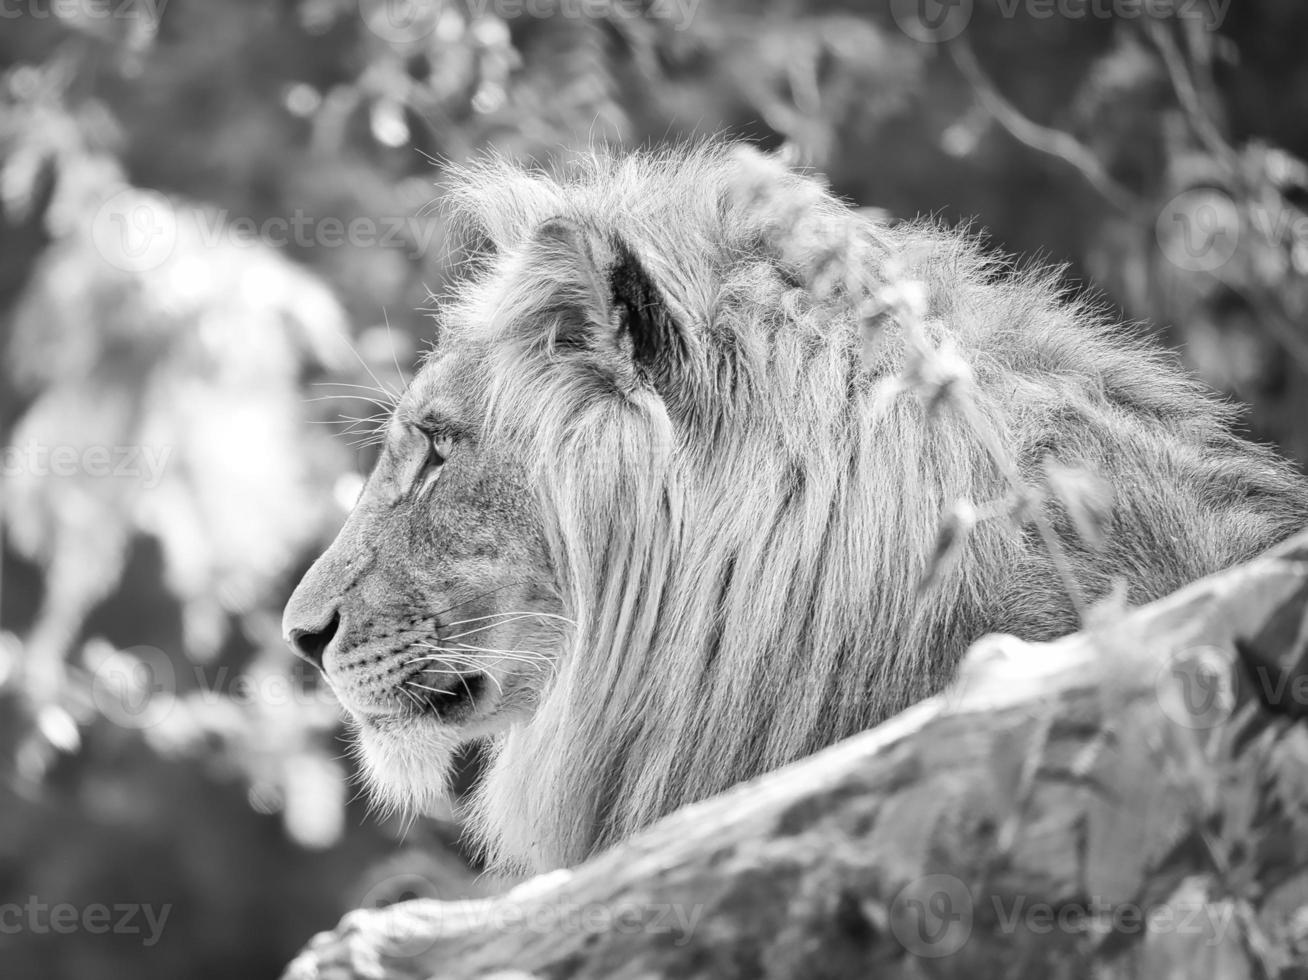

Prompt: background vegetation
[{"left": 1, "top": 1, "right": 1306, "bottom": 975}]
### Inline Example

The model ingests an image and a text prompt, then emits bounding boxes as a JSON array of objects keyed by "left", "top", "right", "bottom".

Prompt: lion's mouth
[
  {"left": 400, "top": 670, "right": 488, "bottom": 720},
  {"left": 320, "top": 642, "right": 496, "bottom": 727}
]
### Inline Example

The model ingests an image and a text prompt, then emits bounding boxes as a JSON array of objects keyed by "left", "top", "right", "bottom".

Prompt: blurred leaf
[{"left": 1042, "top": 456, "right": 1116, "bottom": 551}]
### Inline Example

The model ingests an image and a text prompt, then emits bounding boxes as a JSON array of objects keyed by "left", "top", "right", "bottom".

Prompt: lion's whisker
[
  {"left": 402, "top": 657, "right": 508, "bottom": 699},
  {"left": 413, "top": 643, "right": 549, "bottom": 666},
  {"left": 413, "top": 653, "right": 482, "bottom": 669},
  {"left": 305, "top": 387, "right": 395, "bottom": 402},
  {"left": 419, "top": 657, "right": 507, "bottom": 694},
  {"left": 438, "top": 611, "right": 575, "bottom": 642},
  {"left": 406, "top": 650, "right": 523, "bottom": 676},
  {"left": 448, "top": 642, "right": 550, "bottom": 658},
  {"left": 441, "top": 609, "right": 576, "bottom": 629},
  {"left": 405, "top": 681, "right": 457, "bottom": 698},
  {"left": 461, "top": 669, "right": 504, "bottom": 696},
  {"left": 313, "top": 370, "right": 400, "bottom": 408},
  {"left": 427, "top": 582, "right": 544, "bottom": 622},
  {"left": 408, "top": 654, "right": 544, "bottom": 677},
  {"left": 307, "top": 412, "right": 390, "bottom": 425},
  {"left": 381, "top": 308, "right": 411, "bottom": 393},
  {"left": 454, "top": 671, "right": 473, "bottom": 700},
  {"left": 306, "top": 388, "right": 396, "bottom": 413}
]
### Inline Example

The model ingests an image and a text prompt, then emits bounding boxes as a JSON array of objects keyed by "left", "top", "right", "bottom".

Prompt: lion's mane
[{"left": 434, "top": 144, "right": 1308, "bottom": 872}]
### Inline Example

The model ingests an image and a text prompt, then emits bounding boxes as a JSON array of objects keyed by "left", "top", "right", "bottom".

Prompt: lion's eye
[
  {"left": 415, "top": 431, "right": 453, "bottom": 498},
  {"left": 428, "top": 433, "right": 454, "bottom": 467}
]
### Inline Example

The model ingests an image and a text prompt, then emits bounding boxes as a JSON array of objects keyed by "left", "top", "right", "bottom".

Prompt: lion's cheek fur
[
  {"left": 465, "top": 714, "right": 581, "bottom": 875},
  {"left": 355, "top": 719, "right": 461, "bottom": 819}
]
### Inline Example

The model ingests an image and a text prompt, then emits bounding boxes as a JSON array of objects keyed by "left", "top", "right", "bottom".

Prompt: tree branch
[
  {"left": 947, "top": 39, "right": 1143, "bottom": 216},
  {"left": 285, "top": 529, "right": 1308, "bottom": 979}
]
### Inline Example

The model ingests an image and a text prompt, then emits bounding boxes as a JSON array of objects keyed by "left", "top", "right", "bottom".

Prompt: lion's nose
[{"left": 285, "top": 610, "right": 340, "bottom": 668}]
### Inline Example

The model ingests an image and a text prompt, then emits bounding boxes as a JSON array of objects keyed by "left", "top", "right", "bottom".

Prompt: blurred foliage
[{"left": 1, "top": 0, "right": 1307, "bottom": 976}]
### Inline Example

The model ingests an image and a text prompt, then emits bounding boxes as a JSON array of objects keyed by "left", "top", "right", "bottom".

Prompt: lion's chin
[{"left": 353, "top": 714, "right": 462, "bottom": 818}]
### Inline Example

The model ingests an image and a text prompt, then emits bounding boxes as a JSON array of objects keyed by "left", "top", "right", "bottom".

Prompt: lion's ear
[
  {"left": 531, "top": 216, "right": 686, "bottom": 393},
  {"left": 608, "top": 236, "right": 684, "bottom": 374}
]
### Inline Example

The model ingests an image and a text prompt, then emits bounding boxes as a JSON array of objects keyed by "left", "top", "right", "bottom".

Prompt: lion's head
[
  {"left": 280, "top": 339, "right": 565, "bottom": 810},
  {"left": 284, "top": 144, "right": 1308, "bottom": 873}
]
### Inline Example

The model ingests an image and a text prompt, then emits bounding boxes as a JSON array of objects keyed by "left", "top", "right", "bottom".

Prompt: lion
[{"left": 282, "top": 143, "right": 1308, "bottom": 876}]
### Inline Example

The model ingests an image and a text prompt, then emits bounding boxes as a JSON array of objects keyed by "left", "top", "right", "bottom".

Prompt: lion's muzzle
[{"left": 285, "top": 608, "right": 340, "bottom": 668}]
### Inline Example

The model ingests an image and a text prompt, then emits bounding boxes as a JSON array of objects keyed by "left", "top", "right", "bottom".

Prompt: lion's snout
[
  {"left": 282, "top": 546, "right": 351, "bottom": 671},
  {"left": 284, "top": 608, "right": 340, "bottom": 668}
]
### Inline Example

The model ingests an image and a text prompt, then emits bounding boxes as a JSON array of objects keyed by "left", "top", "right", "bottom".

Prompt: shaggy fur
[{"left": 290, "top": 143, "right": 1308, "bottom": 874}]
